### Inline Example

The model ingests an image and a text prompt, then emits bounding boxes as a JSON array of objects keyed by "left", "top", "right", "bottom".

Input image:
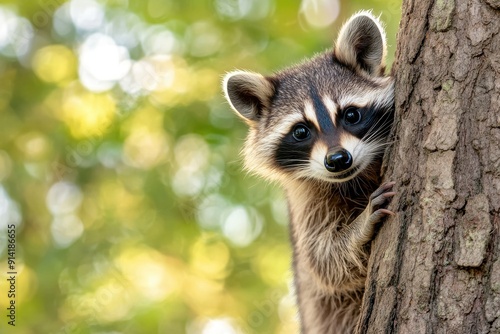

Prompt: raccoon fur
[{"left": 223, "top": 12, "right": 395, "bottom": 333}]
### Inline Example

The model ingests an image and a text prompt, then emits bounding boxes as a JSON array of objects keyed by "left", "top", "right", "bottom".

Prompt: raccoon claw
[
  {"left": 369, "top": 182, "right": 395, "bottom": 208},
  {"left": 367, "top": 208, "right": 395, "bottom": 225},
  {"left": 367, "top": 182, "right": 396, "bottom": 224},
  {"left": 377, "top": 208, "right": 395, "bottom": 216},
  {"left": 369, "top": 182, "right": 395, "bottom": 201}
]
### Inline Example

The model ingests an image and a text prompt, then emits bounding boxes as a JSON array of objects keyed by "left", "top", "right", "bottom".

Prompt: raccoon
[{"left": 223, "top": 12, "right": 395, "bottom": 333}]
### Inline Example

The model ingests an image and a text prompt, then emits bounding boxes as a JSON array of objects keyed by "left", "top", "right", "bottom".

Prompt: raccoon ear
[
  {"left": 334, "top": 12, "right": 387, "bottom": 76},
  {"left": 223, "top": 71, "right": 275, "bottom": 124}
]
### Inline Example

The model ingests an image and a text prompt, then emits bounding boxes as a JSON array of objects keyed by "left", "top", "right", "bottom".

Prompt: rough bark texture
[{"left": 357, "top": 0, "right": 500, "bottom": 333}]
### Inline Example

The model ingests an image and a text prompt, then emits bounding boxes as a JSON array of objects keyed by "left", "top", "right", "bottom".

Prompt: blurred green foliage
[{"left": 0, "top": 0, "right": 400, "bottom": 333}]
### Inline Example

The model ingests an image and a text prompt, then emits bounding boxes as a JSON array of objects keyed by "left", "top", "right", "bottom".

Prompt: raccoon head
[{"left": 223, "top": 12, "right": 394, "bottom": 185}]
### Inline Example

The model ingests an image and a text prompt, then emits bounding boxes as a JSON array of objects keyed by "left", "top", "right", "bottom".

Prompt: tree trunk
[{"left": 357, "top": 0, "right": 500, "bottom": 333}]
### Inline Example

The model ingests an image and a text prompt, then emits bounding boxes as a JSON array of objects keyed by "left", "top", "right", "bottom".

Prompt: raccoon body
[{"left": 223, "top": 12, "right": 396, "bottom": 333}]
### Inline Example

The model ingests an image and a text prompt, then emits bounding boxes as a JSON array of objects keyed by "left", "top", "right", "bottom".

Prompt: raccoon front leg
[
  {"left": 303, "top": 182, "right": 396, "bottom": 292},
  {"left": 349, "top": 181, "right": 396, "bottom": 247}
]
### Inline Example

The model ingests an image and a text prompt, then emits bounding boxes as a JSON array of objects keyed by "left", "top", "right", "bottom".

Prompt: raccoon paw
[{"left": 367, "top": 181, "right": 396, "bottom": 224}]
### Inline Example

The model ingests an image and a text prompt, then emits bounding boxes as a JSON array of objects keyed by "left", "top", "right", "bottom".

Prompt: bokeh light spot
[
  {"left": 115, "top": 245, "right": 182, "bottom": 302},
  {"left": 46, "top": 181, "right": 83, "bottom": 215},
  {"left": 123, "top": 130, "right": 170, "bottom": 169},
  {"left": 214, "top": 0, "right": 272, "bottom": 21},
  {"left": 197, "top": 194, "right": 230, "bottom": 230},
  {"left": 202, "top": 318, "right": 242, "bottom": 334},
  {"left": 15, "top": 132, "right": 51, "bottom": 161},
  {"left": 253, "top": 244, "right": 290, "bottom": 286},
  {"left": 187, "top": 22, "right": 222, "bottom": 58},
  {"left": 70, "top": 0, "right": 105, "bottom": 31},
  {"left": 172, "top": 135, "right": 210, "bottom": 196},
  {"left": 0, "top": 7, "right": 33, "bottom": 59},
  {"left": 51, "top": 214, "right": 84, "bottom": 247},
  {"left": 222, "top": 206, "right": 263, "bottom": 247},
  {"left": 299, "top": 0, "right": 340, "bottom": 28},
  {"left": 79, "top": 33, "right": 131, "bottom": 92},
  {"left": 33, "top": 45, "right": 76, "bottom": 84},
  {"left": 190, "top": 235, "right": 231, "bottom": 280},
  {"left": 61, "top": 86, "right": 116, "bottom": 138},
  {"left": 0, "top": 186, "right": 21, "bottom": 231}
]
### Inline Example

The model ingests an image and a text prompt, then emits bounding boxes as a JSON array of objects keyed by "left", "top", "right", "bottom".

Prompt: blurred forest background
[{"left": 0, "top": 0, "right": 400, "bottom": 333}]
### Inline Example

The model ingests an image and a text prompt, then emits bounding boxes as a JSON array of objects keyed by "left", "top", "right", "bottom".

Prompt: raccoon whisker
[
  {"left": 348, "top": 178, "right": 366, "bottom": 202},
  {"left": 338, "top": 183, "right": 348, "bottom": 203},
  {"left": 354, "top": 177, "right": 369, "bottom": 201},
  {"left": 362, "top": 115, "right": 392, "bottom": 143},
  {"left": 364, "top": 117, "right": 386, "bottom": 138},
  {"left": 276, "top": 161, "right": 313, "bottom": 166},
  {"left": 362, "top": 126, "right": 390, "bottom": 145},
  {"left": 367, "top": 140, "right": 394, "bottom": 148},
  {"left": 363, "top": 114, "right": 387, "bottom": 137},
  {"left": 360, "top": 138, "right": 391, "bottom": 156},
  {"left": 275, "top": 157, "right": 312, "bottom": 164}
]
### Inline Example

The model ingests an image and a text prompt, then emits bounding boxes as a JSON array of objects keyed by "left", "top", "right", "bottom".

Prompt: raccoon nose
[{"left": 324, "top": 149, "right": 353, "bottom": 172}]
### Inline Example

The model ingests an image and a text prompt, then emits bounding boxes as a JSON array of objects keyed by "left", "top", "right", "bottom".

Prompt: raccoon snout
[{"left": 324, "top": 149, "right": 353, "bottom": 173}]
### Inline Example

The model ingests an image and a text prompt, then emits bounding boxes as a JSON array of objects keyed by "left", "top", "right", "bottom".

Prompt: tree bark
[{"left": 357, "top": 0, "right": 500, "bottom": 333}]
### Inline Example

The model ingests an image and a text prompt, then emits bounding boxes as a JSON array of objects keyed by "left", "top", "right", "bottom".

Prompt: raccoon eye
[
  {"left": 344, "top": 107, "right": 361, "bottom": 125},
  {"left": 292, "top": 124, "right": 310, "bottom": 141}
]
